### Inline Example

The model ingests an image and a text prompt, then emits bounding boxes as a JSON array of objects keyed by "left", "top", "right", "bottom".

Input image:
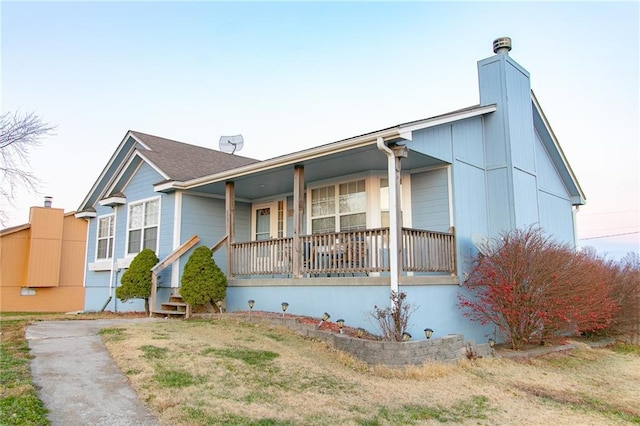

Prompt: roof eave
[
  {"left": 531, "top": 91, "right": 586, "bottom": 205},
  {"left": 156, "top": 104, "right": 497, "bottom": 192},
  {"left": 76, "top": 130, "right": 138, "bottom": 211}
]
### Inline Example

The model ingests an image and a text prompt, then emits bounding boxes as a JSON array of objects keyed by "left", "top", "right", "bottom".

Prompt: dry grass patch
[{"left": 102, "top": 318, "right": 640, "bottom": 425}]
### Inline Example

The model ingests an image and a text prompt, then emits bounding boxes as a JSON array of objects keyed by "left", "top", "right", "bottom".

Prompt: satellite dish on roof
[
  {"left": 219, "top": 134, "right": 244, "bottom": 155},
  {"left": 471, "top": 233, "right": 494, "bottom": 256}
]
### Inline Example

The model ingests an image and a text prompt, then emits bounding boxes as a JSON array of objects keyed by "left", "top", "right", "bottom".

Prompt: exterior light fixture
[
  {"left": 357, "top": 327, "right": 365, "bottom": 338},
  {"left": 336, "top": 319, "right": 345, "bottom": 334},
  {"left": 281, "top": 302, "right": 289, "bottom": 317},
  {"left": 402, "top": 332, "right": 412, "bottom": 342},
  {"left": 318, "top": 312, "right": 330, "bottom": 328},
  {"left": 248, "top": 300, "right": 255, "bottom": 318},
  {"left": 488, "top": 338, "right": 495, "bottom": 348},
  {"left": 424, "top": 328, "right": 434, "bottom": 339}
]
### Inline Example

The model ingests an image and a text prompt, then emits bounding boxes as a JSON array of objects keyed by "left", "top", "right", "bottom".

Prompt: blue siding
[
  {"left": 478, "top": 59, "right": 508, "bottom": 167},
  {"left": 226, "top": 285, "right": 491, "bottom": 343},
  {"left": 513, "top": 169, "right": 539, "bottom": 228},
  {"left": 534, "top": 131, "right": 575, "bottom": 244},
  {"left": 410, "top": 125, "right": 453, "bottom": 163},
  {"left": 506, "top": 62, "right": 536, "bottom": 174},
  {"left": 181, "top": 194, "right": 228, "bottom": 274},
  {"left": 159, "top": 193, "right": 175, "bottom": 258},
  {"left": 84, "top": 162, "right": 169, "bottom": 312},
  {"left": 486, "top": 168, "right": 512, "bottom": 236},
  {"left": 452, "top": 118, "right": 484, "bottom": 167},
  {"left": 235, "top": 202, "right": 251, "bottom": 243},
  {"left": 539, "top": 192, "right": 575, "bottom": 244},
  {"left": 535, "top": 132, "right": 569, "bottom": 198},
  {"left": 410, "top": 168, "right": 450, "bottom": 232},
  {"left": 452, "top": 162, "right": 489, "bottom": 270}
]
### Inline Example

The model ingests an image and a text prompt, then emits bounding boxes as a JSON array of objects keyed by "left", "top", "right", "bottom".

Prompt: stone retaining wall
[{"left": 198, "top": 313, "right": 493, "bottom": 367}]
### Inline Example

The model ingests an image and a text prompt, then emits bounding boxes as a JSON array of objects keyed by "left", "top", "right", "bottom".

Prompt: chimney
[
  {"left": 44, "top": 196, "right": 53, "bottom": 208},
  {"left": 493, "top": 37, "right": 512, "bottom": 55},
  {"left": 478, "top": 37, "right": 538, "bottom": 233}
]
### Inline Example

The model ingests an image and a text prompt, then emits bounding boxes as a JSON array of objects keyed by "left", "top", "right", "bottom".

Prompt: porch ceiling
[{"left": 184, "top": 144, "right": 446, "bottom": 201}]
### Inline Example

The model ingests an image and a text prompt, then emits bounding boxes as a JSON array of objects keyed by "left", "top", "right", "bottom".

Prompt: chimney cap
[
  {"left": 493, "top": 37, "right": 512, "bottom": 55},
  {"left": 44, "top": 196, "right": 53, "bottom": 208}
]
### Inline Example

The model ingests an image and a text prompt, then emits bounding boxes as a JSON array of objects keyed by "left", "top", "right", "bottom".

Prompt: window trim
[
  {"left": 307, "top": 178, "right": 367, "bottom": 233},
  {"left": 125, "top": 196, "right": 161, "bottom": 256},
  {"left": 95, "top": 213, "right": 115, "bottom": 261}
]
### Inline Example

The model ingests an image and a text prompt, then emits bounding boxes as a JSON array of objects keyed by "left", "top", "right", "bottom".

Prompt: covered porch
[{"left": 156, "top": 124, "right": 468, "bottom": 289}]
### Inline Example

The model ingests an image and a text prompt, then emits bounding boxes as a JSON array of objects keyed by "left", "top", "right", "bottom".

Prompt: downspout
[
  {"left": 573, "top": 205, "right": 580, "bottom": 250},
  {"left": 105, "top": 204, "right": 119, "bottom": 311},
  {"left": 377, "top": 137, "right": 400, "bottom": 294}
]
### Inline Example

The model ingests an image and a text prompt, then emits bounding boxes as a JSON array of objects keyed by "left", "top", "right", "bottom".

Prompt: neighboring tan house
[
  {"left": 75, "top": 38, "right": 585, "bottom": 342},
  {"left": 0, "top": 198, "right": 87, "bottom": 312}
]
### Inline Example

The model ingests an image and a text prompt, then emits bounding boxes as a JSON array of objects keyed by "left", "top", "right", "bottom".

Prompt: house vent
[{"left": 493, "top": 37, "right": 512, "bottom": 55}]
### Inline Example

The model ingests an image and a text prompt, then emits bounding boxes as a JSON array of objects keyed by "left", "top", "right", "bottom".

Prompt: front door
[
  {"left": 252, "top": 201, "right": 286, "bottom": 241},
  {"left": 252, "top": 201, "right": 287, "bottom": 271}
]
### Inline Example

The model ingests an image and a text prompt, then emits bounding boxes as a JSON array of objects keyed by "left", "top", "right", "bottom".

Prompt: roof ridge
[{"left": 128, "top": 130, "right": 258, "bottom": 161}]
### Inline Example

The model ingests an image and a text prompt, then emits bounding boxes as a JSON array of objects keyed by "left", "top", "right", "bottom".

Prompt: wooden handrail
[
  {"left": 150, "top": 235, "right": 200, "bottom": 315},
  {"left": 211, "top": 235, "right": 228, "bottom": 253}
]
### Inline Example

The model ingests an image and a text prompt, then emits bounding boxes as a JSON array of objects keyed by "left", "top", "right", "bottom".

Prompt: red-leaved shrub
[
  {"left": 607, "top": 252, "right": 640, "bottom": 342},
  {"left": 459, "top": 228, "right": 618, "bottom": 349}
]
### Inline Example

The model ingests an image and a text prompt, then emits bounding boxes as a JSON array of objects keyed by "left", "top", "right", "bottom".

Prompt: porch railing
[
  {"left": 230, "top": 227, "right": 456, "bottom": 277},
  {"left": 401, "top": 227, "right": 457, "bottom": 273}
]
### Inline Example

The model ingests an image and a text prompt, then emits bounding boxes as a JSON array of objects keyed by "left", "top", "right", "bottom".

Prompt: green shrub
[
  {"left": 116, "top": 248, "right": 158, "bottom": 313},
  {"left": 180, "top": 246, "right": 227, "bottom": 309}
]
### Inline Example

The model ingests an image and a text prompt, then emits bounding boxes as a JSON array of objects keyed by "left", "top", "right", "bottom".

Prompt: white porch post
[
  {"left": 225, "top": 182, "right": 235, "bottom": 277},
  {"left": 292, "top": 165, "right": 304, "bottom": 278},
  {"left": 171, "top": 190, "right": 183, "bottom": 289},
  {"left": 377, "top": 138, "right": 408, "bottom": 294}
]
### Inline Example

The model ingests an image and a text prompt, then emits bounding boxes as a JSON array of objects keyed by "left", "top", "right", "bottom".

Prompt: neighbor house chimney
[{"left": 44, "top": 196, "right": 53, "bottom": 208}]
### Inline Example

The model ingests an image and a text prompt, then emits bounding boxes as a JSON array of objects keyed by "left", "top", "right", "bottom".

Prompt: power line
[
  {"left": 578, "top": 231, "right": 640, "bottom": 241},
  {"left": 579, "top": 209, "right": 639, "bottom": 217}
]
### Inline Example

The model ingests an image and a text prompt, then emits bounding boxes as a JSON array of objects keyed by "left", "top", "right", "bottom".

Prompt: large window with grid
[
  {"left": 311, "top": 179, "right": 366, "bottom": 233},
  {"left": 127, "top": 198, "right": 159, "bottom": 255},
  {"left": 96, "top": 215, "right": 115, "bottom": 260}
]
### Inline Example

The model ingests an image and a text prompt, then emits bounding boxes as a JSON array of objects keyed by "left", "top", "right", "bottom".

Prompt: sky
[{"left": 1, "top": 1, "right": 638, "bottom": 259}]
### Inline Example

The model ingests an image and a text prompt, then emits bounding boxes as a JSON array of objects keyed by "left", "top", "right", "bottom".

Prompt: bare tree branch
[{"left": 0, "top": 111, "right": 56, "bottom": 226}]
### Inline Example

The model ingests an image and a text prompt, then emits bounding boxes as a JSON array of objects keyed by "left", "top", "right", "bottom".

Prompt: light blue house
[{"left": 76, "top": 38, "right": 585, "bottom": 343}]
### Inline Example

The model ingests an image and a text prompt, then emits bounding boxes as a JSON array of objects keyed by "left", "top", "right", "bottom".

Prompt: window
[
  {"left": 20, "top": 287, "right": 36, "bottom": 296},
  {"left": 380, "top": 177, "right": 404, "bottom": 227},
  {"left": 311, "top": 179, "right": 366, "bottom": 233},
  {"left": 96, "top": 215, "right": 115, "bottom": 260},
  {"left": 277, "top": 200, "right": 285, "bottom": 238},
  {"left": 127, "top": 198, "right": 159, "bottom": 255}
]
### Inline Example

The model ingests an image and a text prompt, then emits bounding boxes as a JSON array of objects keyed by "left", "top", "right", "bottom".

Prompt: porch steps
[{"left": 153, "top": 294, "right": 188, "bottom": 318}]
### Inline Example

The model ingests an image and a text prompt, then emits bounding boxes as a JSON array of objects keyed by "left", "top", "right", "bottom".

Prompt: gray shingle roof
[{"left": 129, "top": 131, "right": 259, "bottom": 182}]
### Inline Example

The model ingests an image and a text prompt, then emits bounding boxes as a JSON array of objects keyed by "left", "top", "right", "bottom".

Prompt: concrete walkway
[{"left": 27, "top": 319, "right": 160, "bottom": 426}]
